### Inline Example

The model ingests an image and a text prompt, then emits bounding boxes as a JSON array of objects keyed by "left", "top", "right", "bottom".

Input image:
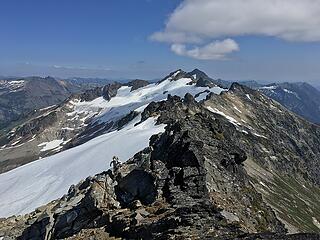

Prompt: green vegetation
[{"left": 261, "top": 175, "right": 320, "bottom": 233}]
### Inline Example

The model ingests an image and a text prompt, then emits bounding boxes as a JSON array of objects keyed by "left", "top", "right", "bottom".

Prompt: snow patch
[
  {"left": 259, "top": 181, "right": 268, "bottom": 188},
  {"left": 172, "top": 70, "right": 181, "bottom": 77},
  {"left": 61, "top": 127, "right": 75, "bottom": 131},
  {"left": 206, "top": 106, "right": 241, "bottom": 126},
  {"left": 11, "top": 137, "right": 22, "bottom": 146},
  {"left": 39, "top": 105, "right": 56, "bottom": 111},
  {"left": 233, "top": 106, "right": 242, "bottom": 113},
  {"left": 241, "top": 130, "right": 249, "bottom": 134},
  {"left": 246, "top": 94, "right": 252, "bottom": 101},
  {"left": 195, "top": 92, "right": 208, "bottom": 101},
  {"left": 38, "top": 139, "right": 64, "bottom": 152},
  {"left": 253, "top": 132, "right": 268, "bottom": 139},
  {"left": 283, "top": 89, "right": 301, "bottom": 99},
  {"left": 312, "top": 217, "right": 320, "bottom": 230},
  {"left": 260, "top": 85, "right": 276, "bottom": 90},
  {"left": 0, "top": 80, "right": 25, "bottom": 92},
  {"left": 27, "top": 135, "right": 37, "bottom": 142}
]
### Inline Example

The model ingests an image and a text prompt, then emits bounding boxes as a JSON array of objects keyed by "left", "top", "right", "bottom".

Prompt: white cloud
[
  {"left": 151, "top": 0, "right": 320, "bottom": 59},
  {"left": 150, "top": 31, "right": 203, "bottom": 44},
  {"left": 171, "top": 39, "right": 239, "bottom": 60}
]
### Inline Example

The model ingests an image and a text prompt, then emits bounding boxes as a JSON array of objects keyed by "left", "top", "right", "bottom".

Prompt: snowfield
[
  {"left": 70, "top": 77, "right": 225, "bottom": 125},
  {"left": 0, "top": 116, "right": 165, "bottom": 218},
  {"left": 38, "top": 139, "right": 64, "bottom": 152},
  {"left": 0, "top": 75, "right": 225, "bottom": 218}
]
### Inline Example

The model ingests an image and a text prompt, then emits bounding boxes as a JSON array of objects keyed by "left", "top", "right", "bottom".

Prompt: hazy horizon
[
  {"left": 1, "top": 0, "right": 320, "bottom": 86},
  {"left": 1, "top": 64, "right": 319, "bottom": 89}
]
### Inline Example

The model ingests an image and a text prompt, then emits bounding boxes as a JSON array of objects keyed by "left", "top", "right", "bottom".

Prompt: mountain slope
[
  {"left": 184, "top": 69, "right": 320, "bottom": 124},
  {"left": 0, "top": 115, "right": 165, "bottom": 218},
  {"left": 257, "top": 82, "right": 320, "bottom": 124},
  {"left": 0, "top": 72, "right": 224, "bottom": 174},
  {"left": 0, "top": 70, "right": 226, "bottom": 217},
  {"left": 0, "top": 71, "right": 319, "bottom": 238},
  {"left": 0, "top": 76, "right": 82, "bottom": 130},
  {"left": 64, "top": 77, "right": 114, "bottom": 89},
  {"left": 204, "top": 83, "right": 320, "bottom": 233},
  {"left": 0, "top": 92, "right": 319, "bottom": 239}
]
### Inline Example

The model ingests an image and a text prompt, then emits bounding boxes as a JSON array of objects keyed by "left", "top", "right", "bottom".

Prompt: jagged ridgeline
[{"left": 0, "top": 70, "right": 319, "bottom": 239}]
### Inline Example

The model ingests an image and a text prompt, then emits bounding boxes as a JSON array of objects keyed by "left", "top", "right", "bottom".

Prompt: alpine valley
[{"left": 0, "top": 70, "right": 320, "bottom": 240}]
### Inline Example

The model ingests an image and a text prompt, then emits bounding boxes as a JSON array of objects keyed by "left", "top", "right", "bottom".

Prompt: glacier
[{"left": 0, "top": 75, "right": 225, "bottom": 218}]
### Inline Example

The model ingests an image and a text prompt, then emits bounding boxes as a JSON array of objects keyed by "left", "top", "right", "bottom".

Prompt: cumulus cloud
[
  {"left": 151, "top": 0, "right": 320, "bottom": 59},
  {"left": 171, "top": 39, "right": 239, "bottom": 60}
]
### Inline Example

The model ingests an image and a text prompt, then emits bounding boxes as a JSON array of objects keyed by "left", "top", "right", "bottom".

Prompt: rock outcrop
[{"left": 127, "top": 79, "right": 149, "bottom": 92}]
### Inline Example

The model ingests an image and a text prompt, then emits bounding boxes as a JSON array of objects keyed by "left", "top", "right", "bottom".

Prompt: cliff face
[{"left": 1, "top": 92, "right": 319, "bottom": 239}]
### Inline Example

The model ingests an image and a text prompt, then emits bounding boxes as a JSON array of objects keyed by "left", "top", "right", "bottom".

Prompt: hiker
[{"left": 110, "top": 156, "right": 121, "bottom": 173}]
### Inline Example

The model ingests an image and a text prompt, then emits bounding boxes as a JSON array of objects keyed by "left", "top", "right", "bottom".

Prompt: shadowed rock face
[
  {"left": 102, "top": 83, "right": 122, "bottom": 101},
  {"left": 115, "top": 169, "right": 157, "bottom": 206}
]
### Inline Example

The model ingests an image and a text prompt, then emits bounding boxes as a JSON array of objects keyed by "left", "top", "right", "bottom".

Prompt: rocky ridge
[
  {"left": 0, "top": 92, "right": 319, "bottom": 239},
  {"left": 175, "top": 69, "right": 320, "bottom": 125}
]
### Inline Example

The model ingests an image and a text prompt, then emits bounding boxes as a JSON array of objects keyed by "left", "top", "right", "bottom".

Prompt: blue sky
[{"left": 0, "top": 0, "right": 319, "bottom": 84}]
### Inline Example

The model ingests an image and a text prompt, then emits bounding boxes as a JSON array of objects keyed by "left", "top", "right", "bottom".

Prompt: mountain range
[
  {"left": 190, "top": 69, "right": 320, "bottom": 124},
  {"left": 0, "top": 77, "right": 81, "bottom": 131},
  {"left": 0, "top": 76, "right": 120, "bottom": 132},
  {"left": 0, "top": 70, "right": 319, "bottom": 239}
]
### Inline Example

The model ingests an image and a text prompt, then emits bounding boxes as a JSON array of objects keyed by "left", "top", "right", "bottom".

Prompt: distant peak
[
  {"left": 229, "top": 82, "right": 253, "bottom": 94},
  {"left": 44, "top": 76, "right": 56, "bottom": 81},
  {"left": 159, "top": 69, "right": 188, "bottom": 83},
  {"left": 190, "top": 68, "right": 203, "bottom": 74},
  {"left": 188, "top": 68, "right": 210, "bottom": 80}
]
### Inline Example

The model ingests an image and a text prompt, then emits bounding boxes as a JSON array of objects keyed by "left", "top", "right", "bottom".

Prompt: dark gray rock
[
  {"left": 126, "top": 79, "right": 149, "bottom": 91},
  {"left": 102, "top": 82, "right": 122, "bottom": 101}
]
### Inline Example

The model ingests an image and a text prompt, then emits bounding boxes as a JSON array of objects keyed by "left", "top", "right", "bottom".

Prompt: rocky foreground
[{"left": 1, "top": 90, "right": 320, "bottom": 239}]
